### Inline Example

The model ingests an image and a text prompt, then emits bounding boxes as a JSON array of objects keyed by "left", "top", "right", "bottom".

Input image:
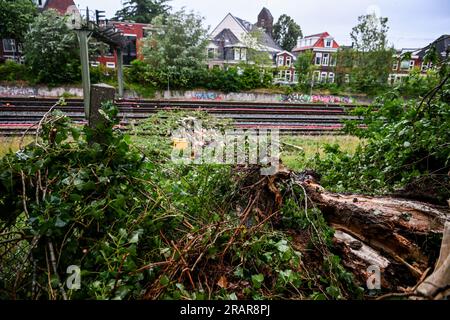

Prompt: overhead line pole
[{"left": 76, "top": 30, "right": 92, "bottom": 118}]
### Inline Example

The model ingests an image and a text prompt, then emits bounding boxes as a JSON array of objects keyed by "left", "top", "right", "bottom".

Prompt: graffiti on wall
[
  {"left": 0, "top": 85, "right": 84, "bottom": 97},
  {"left": 190, "top": 91, "right": 223, "bottom": 101},
  {"left": 0, "top": 86, "right": 37, "bottom": 97},
  {"left": 281, "top": 93, "right": 354, "bottom": 104}
]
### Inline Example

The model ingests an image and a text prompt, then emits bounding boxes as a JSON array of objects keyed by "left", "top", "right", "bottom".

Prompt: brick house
[
  {"left": 274, "top": 51, "right": 297, "bottom": 84},
  {"left": 292, "top": 32, "right": 339, "bottom": 83},
  {"left": 1, "top": 0, "right": 76, "bottom": 63},
  {"left": 389, "top": 35, "right": 450, "bottom": 84},
  {"left": 94, "top": 22, "right": 153, "bottom": 68},
  {"left": 388, "top": 48, "right": 424, "bottom": 84}
]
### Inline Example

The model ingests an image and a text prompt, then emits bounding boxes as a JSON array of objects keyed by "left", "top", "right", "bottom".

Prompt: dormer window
[{"left": 325, "top": 39, "right": 333, "bottom": 47}]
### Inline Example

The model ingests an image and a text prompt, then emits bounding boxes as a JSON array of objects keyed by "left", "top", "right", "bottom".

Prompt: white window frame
[
  {"left": 344, "top": 74, "right": 350, "bottom": 83},
  {"left": 421, "top": 62, "right": 428, "bottom": 71},
  {"left": 315, "top": 53, "right": 322, "bottom": 65},
  {"left": 320, "top": 72, "right": 327, "bottom": 82},
  {"left": 207, "top": 48, "right": 216, "bottom": 59},
  {"left": 322, "top": 53, "right": 330, "bottom": 66},
  {"left": 286, "top": 56, "right": 292, "bottom": 67},
  {"left": 2, "top": 39, "right": 16, "bottom": 52},
  {"left": 106, "top": 62, "right": 116, "bottom": 69},
  {"left": 392, "top": 61, "right": 398, "bottom": 70},
  {"left": 278, "top": 56, "right": 284, "bottom": 66},
  {"left": 240, "top": 48, "right": 246, "bottom": 61},
  {"left": 325, "top": 39, "right": 332, "bottom": 48},
  {"left": 285, "top": 70, "right": 292, "bottom": 81},
  {"left": 400, "top": 60, "right": 410, "bottom": 70},
  {"left": 329, "top": 54, "right": 336, "bottom": 66},
  {"left": 90, "top": 61, "right": 100, "bottom": 67},
  {"left": 293, "top": 71, "right": 298, "bottom": 82},
  {"left": 328, "top": 72, "right": 335, "bottom": 83},
  {"left": 409, "top": 60, "right": 415, "bottom": 70}
]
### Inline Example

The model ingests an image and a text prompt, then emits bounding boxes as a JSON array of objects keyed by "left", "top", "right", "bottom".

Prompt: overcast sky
[{"left": 73, "top": 0, "right": 449, "bottom": 49}]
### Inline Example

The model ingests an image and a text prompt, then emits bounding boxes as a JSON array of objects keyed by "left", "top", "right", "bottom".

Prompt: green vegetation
[
  {"left": 23, "top": 10, "right": 80, "bottom": 85},
  {"left": 281, "top": 135, "right": 362, "bottom": 172},
  {"left": 1, "top": 57, "right": 448, "bottom": 300},
  {"left": 141, "top": 8, "right": 209, "bottom": 89},
  {"left": 0, "top": 0, "right": 37, "bottom": 45},
  {"left": 114, "top": 0, "right": 171, "bottom": 23},
  {"left": 273, "top": 14, "right": 302, "bottom": 52},
  {"left": 0, "top": 136, "right": 33, "bottom": 157},
  {"left": 307, "top": 69, "right": 450, "bottom": 198},
  {"left": 0, "top": 107, "right": 363, "bottom": 300}
]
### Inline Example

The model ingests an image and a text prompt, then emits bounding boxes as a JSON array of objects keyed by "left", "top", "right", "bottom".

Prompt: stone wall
[{"left": 0, "top": 85, "right": 361, "bottom": 104}]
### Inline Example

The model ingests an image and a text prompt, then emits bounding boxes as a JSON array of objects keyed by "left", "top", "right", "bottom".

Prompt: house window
[
  {"left": 90, "top": 61, "right": 100, "bottom": 67},
  {"left": 392, "top": 61, "right": 398, "bottom": 70},
  {"left": 278, "top": 56, "right": 284, "bottom": 66},
  {"left": 400, "top": 60, "right": 410, "bottom": 70},
  {"left": 322, "top": 53, "right": 330, "bottom": 66},
  {"left": 2, "top": 39, "right": 16, "bottom": 52},
  {"left": 241, "top": 48, "right": 247, "bottom": 61},
  {"left": 325, "top": 39, "right": 332, "bottom": 47},
  {"left": 234, "top": 48, "right": 246, "bottom": 61},
  {"left": 207, "top": 48, "right": 216, "bottom": 59},
  {"left": 293, "top": 71, "right": 298, "bottom": 82},
  {"left": 286, "top": 70, "right": 292, "bottom": 81},
  {"left": 329, "top": 55, "right": 336, "bottom": 66},
  {"left": 315, "top": 53, "right": 322, "bottom": 65},
  {"left": 409, "top": 60, "right": 415, "bottom": 70},
  {"left": 320, "top": 72, "right": 327, "bottom": 82},
  {"left": 106, "top": 62, "right": 116, "bottom": 69},
  {"left": 421, "top": 62, "right": 427, "bottom": 71},
  {"left": 286, "top": 56, "right": 292, "bottom": 67},
  {"left": 328, "top": 72, "right": 335, "bottom": 83},
  {"left": 344, "top": 74, "right": 350, "bottom": 83}
]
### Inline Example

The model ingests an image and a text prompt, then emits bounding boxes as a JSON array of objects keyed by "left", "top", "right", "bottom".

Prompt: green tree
[
  {"left": 23, "top": 10, "right": 80, "bottom": 85},
  {"left": 242, "top": 28, "right": 274, "bottom": 66},
  {"left": 141, "top": 9, "right": 209, "bottom": 88},
  {"left": 114, "top": 0, "right": 171, "bottom": 23},
  {"left": 273, "top": 14, "right": 302, "bottom": 52},
  {"left": 0, "top": 0, "right": 37, "bottom": 44},
  {"left": 348, "top": 13, "right": 393, "bottom": 94},
  {"left": 294, "top": 51, "right": 315, "bottom": 89}
]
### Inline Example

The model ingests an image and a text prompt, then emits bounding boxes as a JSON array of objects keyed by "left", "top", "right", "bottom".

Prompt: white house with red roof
[{"left": 292, "top": 32, "right": 339, "bottom": 83}]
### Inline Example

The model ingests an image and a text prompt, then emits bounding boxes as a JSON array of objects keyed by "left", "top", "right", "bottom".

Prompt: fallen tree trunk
[{"left": 292, "top": 174, "right": 449, "bottom": 293}]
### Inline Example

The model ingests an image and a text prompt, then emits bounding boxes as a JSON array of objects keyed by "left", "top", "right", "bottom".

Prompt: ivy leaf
[{"left": 251, "top": 274, "right": 264, "bottom": 289}]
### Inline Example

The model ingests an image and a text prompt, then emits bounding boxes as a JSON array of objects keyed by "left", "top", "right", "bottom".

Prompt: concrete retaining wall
[{"left": 0, "top": 85, "right": 361, "bottom": 104}]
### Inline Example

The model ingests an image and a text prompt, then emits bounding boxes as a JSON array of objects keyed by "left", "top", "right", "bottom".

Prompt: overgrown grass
[
  {"left": 281, "top": 135, "right": 362, "bottom": 172},
  {"left": 0, "top": 136, "right": 33, "bottom": 157}
]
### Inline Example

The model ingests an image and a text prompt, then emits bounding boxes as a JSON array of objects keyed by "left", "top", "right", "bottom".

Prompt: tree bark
[{"left": 298, "top": 179, "right": 449, "bottom": 287}]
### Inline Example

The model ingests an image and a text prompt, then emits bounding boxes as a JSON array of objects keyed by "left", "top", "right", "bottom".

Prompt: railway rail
[{"left": 0, "top": 97, "right": 365, "bottom": 136}]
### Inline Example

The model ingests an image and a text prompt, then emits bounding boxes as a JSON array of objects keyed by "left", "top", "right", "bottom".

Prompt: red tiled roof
[
  {"left": 304, "top": 32, "right": 329, "bottom": 39},
  {"left": 44, "top": 0, "right": 76, "bottom": 15},
  {"left": 292, "top": 32, "right": 339, "bottom": 52}
]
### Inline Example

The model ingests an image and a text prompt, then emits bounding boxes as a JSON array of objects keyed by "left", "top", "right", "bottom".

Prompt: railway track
[{"left": 0, "top": 97, "right": 364, "bottom": 135}]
